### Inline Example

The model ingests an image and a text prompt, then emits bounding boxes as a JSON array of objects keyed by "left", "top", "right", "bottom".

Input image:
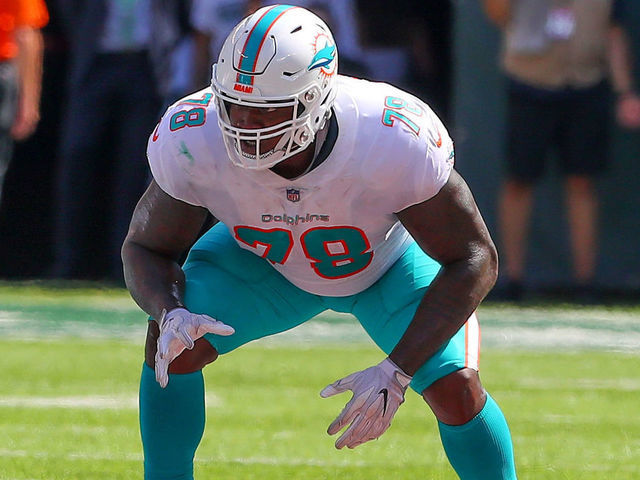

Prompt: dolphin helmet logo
[
  {"left": 309, "top": 33, "right": 336, "bottom": 78},
  {"left": 308, "top": 43, "right": 336, "bottom": 71}
]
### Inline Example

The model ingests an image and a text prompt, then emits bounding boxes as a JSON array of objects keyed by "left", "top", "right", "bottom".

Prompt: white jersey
[{"left": 147, "top": 76, "right": 454, "bottom": 296}]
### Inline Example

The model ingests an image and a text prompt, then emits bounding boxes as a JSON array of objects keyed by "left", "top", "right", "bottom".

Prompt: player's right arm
[{"left": 121, "top": 180, "right": 209, "bottom": 321}]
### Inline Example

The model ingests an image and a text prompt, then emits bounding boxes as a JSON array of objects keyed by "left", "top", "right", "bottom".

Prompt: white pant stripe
[{"left": 465, "top": 312, "right": 481, "bottom": 370}]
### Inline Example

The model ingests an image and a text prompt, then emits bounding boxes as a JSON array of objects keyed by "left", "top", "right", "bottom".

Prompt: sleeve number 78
[
  {"left": 234, "top": 225, "right": 373, "bottom": 279},
  {"left": 381, "top": 95, "right": 423, "bottom": 137}
]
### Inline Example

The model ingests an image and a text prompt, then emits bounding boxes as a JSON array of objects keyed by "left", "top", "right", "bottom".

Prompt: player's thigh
[
  {"left": 351, "top": 242, "right": 480, "bottom": 394},
  {"left": 182, "top": 222, "right": 325, "bottom": 354},
  {"left": 559, "top": 82, "right": 610, "bottom": 176}
]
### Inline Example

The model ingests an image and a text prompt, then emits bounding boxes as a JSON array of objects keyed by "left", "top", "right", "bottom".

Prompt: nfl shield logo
[{"left": 286, "top": 188, "right": 300, "bottom": 202}]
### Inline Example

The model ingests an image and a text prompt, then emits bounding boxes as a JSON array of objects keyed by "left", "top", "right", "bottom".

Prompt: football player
[{"left": 122, "top": 5, "right": 518, "bottom": 479}]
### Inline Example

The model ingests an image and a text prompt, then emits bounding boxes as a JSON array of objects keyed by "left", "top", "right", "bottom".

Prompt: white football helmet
[{"left": 212, "top": 4, "right": 338, "bottom": 169}]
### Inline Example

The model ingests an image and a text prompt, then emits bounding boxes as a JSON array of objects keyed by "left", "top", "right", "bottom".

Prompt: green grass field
[{"left": 1, "top": 284, "right": 639, "bottom": 479}]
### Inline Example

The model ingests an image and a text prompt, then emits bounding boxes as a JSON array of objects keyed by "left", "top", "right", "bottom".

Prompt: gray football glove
[
  {"left": 320, "top": 358, "right": 412, "bottom": 449},
  {"left": 154, "top": 307, "right": 234, "bottom": 388}
]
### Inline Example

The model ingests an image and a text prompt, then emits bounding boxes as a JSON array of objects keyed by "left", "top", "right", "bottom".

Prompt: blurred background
[{"left": 1, "top": 0, "right": 638, "bottom": 303}]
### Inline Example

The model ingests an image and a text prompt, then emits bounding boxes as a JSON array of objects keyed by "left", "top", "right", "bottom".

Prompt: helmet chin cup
[{"left": 212, "top": 5, "right": 338, "bottom": 170}]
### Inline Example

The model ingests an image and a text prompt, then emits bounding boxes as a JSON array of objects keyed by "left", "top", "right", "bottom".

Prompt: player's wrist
[
  {"left": 154, "top": 306, "right": 188, "bottom": 324},
  {"left": 166, "top": 306, "right": 189, "bottom": 315},
  {"left": 379, "top": 357, "right": 412, "bottom": 388}
]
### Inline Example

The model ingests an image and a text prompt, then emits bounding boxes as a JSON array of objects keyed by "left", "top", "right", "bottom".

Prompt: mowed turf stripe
[
  {"left": 1, "top": 448, "right": 638, "bottom": 473},
  {"left": 1, "top": 283, "right": 639, "bottom": 344},
  {"left": 2, "top": 290, "right": 640, "bottom": 349},
  {"left": 2, "top": 308, "right": 638, "bottom": 350},
  {"left": 0, "top": 395, "right": 138, "bottom": 409},
  {"left": 0, "top": 393, "right": 222, "bottom": 409}
]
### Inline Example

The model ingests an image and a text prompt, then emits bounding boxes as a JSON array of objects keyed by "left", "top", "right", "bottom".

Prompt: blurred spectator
[
  {"left": 189, "top": 0, "right": 260, "bottom": 88},
  {"left": 482, "top": 0, "right": 615, "bottom": 301},
  {"left": 50, "top": 0, "right": 162, "bottom": 282},
  {"left": 148, "top": 0, "right": 198, "bottom": 109},
  {"left": 356, "top": 0, "right": 453, "bottom": 121},
  {"left": 0, "top": 0, "right": 65, "bottom": 279},
  {"left": 280, "top": 0, "right": 369, "bottom": 78},
  {"left": 609, "top": 0, "right": 640, "bottom": 130},
  {"left": 0, "top": 0, "right": 48, "bottom": 205}
]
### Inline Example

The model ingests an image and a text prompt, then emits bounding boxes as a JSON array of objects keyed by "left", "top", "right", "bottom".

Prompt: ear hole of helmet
[
  {"left": 293, "top": 125, "right": 312, "bottom": 145},
  {"left": 301, "top": 86, "right": 321, "bottom": 109}
]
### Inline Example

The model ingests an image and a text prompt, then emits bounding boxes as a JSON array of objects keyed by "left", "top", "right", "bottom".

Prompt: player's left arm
[{"left": 391, "top": 168, "right": 498, "bottom": 375}]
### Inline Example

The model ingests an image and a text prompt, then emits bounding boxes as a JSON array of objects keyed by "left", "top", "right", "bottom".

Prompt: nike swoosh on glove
[
  {"left": 320, "top": 358, "right": 412, "bottom": 449},
  {"left": 154, "top": 307, "right": 234, "bottom": 388}
]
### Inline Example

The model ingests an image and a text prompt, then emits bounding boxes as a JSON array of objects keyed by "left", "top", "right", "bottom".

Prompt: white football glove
[
  {"left": 154, "top": 307, "right": 234, "bottom": 388},
  {"left": 320, "top": 358, "right": 412, "bottom": 449}
]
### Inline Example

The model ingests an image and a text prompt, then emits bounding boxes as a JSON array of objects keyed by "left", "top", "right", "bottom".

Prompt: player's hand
[
  {"left": 154, "top": 307, "right": 234, "bottom": 388},
  {"left": 320, "top": 358, "right": 412, "bottom": 449}
]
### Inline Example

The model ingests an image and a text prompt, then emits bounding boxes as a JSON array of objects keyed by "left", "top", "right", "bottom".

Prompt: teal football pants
[{"left": 182, "top": 222, "right": 477, "bottom": 393}]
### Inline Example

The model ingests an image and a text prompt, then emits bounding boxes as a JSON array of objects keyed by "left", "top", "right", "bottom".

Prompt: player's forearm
[
  {"left": 389, "top": 247, "right": 497, "bottom": 376},
  {"left": 122, "top": 241, "right": 187, "bottom": 321}
]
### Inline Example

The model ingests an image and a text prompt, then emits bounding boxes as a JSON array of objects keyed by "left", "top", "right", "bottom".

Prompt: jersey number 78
[{"left": 234, "top": 225, "right": 373, "bottom": 279}]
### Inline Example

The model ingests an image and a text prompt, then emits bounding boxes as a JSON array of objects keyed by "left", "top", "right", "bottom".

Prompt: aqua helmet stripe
[{"left": 236, "top": 4, "right": 297, "bottom": 86}]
